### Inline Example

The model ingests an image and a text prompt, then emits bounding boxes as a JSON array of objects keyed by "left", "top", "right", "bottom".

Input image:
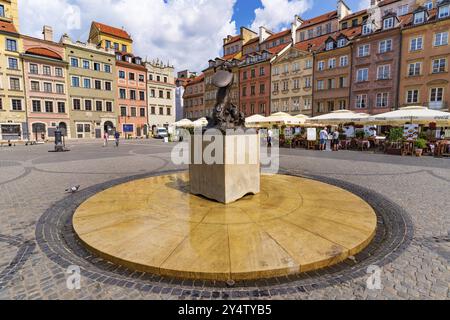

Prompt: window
[
  {"left": 293, "top": 79, "right": 300, "bottom": 89},
  {"left": 32, "top": 100, "right": 41, "bottom": 112},
  {"left": 424, "top": 1, "right": 433, "bottom": 10},
  {"left": 83, "top": 78, "right": 91, "bottom": 89},
  {"left": 31, "top": 81, "right": 40, "bottom": 92},
  {"left": 251, "top": 85, "right": 256, "bottom": 95},
  {"left": 139, "top": 74, "right": 145, "bottom": 82},
  {"left": 55, "top": 67, "right": 63, "bottom": 77},
  {"left": 339, "top": 55, "right": 348, "bottom": 67},
  {"left": 104, "top": 64, "right": 111, "bottom": 73},
  {"left": 120, "top": 106, "right": 127, "bottom": 116},
  {"left": 30, "top": 64, "right": 39, "bottom": 74},
  {"left": 305, "top": 60, "right": 312, "bottom": 69},
  {"left": 358, "top": 44, "right": 370, "bottom": 57},
  {"left": 114, "top": 43, "right": 120, "bottom": 51},
  {"left": 83, "top": 60, "right": 90, "bottom": 69},
  {"left": 339, "top": 76, "right": 347, "bottom": 88},
  {"left": 70, "top": 58, "right": 79, "bottom": 68},
  {"left": 43, "top": 66, "right": 51, "bottom": 75},
  {"left": 407, "top": 90, "right": 419, "bottom": 104},
  {"left": 376, "top": 93, "right": 388, "bottom": 108},
  {"left": 362, "top": 23, "right": 372, "bottom": 35},
  {"left": 410, "top": 37, "right": 423, "bottom": 51},
  {"left": 293, "top": 62, "right": 300, "bottom": 72},
  {"left": 6, "top": 39, "right": 17, "bottom": 51},
  {"left": 105, "top": 40, "right": 111, "bottom": 49},
  {"left": 317, "top": 80, "right": 324, "bottom": 90},
  {"left": 73, "top": 99, "right": 81, "bottom": 110},
  {"left": 414, "top": 11, "right": 425, "bottom": 24},
  {"left": 377, "top": 65, "right": 391, "bottom": 80},
  {"left": 438, "top": 5, "right": 450, "bottom": 18},
  {"left": 8, "top": 58, "right": 18, "bottom": 70},
  {"left": 383, "top": 18, "right": 394, "bottom": 29},
  {"left": 58, "top": 102, "right": 65, "bottom": 113},
  {"left": 260, "top": 83, "right": 265, "bottom": 94},
  {"left": 356, "top": 94, "right": 367, "bottom": 108},
  {"left": 398, "top": 4, "right": 409, "bottom": 16},
  {"left": 84, "top": 100, "right": 92, "bottom": 111},
  {"left": 430, "top": 88, "right": 443, "bottom": 102},
  {"left": 157, "top": 76, "right": 161, "bottom": 82},
  {"left": 339, "top": 100, "right": 346, "bottom": 110},
  {"left": 304, "top": 98, "right": 311, "bottom": 110},
  {"left": 379, "top": 39, "right": 392, "bottom": 53},
  {"left": 259, "top": 67, "right": 265, "bottom": 76},
  {"left": 0, "top": 5, "right": 4, "bottom": 17},
  {"left": 434, "top": 32, "right": 448, "bottom": 46},
  {"left": 166, "top": 91, "right": 171, "bottom": 99},
  {"left": 408, "top": 62, "right": 421, "bottom": 76},
  {"left": 96, "top": 101, "right": 102, "bottom": 112},
  {"left": 432, "top": 58, "right": 446, "bottom": 73},
  {"left": 119, "top": 71, "right": 126, "bottom": 79},
  {"left": 130, "top": 90, "right": 136, "bottom": 100},
  {"left": 318, "top": 61, "right": 325, "bottom": 71},
  {"left": 129, "top": 107, "right": 136, "bottom": 117},
  {"left": 338, "top": 38, "right": 346, "bottom": 48},
  {"left": 163, "top": 77, "right": 167, "bottom": 83},
  {"left": 304, "top": 77, "right": 312, "bottom": 88},
  {"left": 122, "top": 45, "right": 127, "bottom": 52},
  {"left": 271, "top": 83, "right": 277, "bottom": 93},
  {"left": 251, "top": 69, "right": 256, "bottom": 78},
  {"left": 56, "top": 84, "right": 64, "bottom": 94},
  {"left": 71, "top": 76, "right": 80, "bottom": 87},
  {"left": 159, "top": 107, "right": 164, "bottom": 115},
  {"left": 140, "top": 108, "right": 146, "bottom": 117},
  {"left": 45, "top": 101, "right": 53, "bottom": 113},
  {"left": 151, "top": 106, "right": 155, "bottom": 114},
  {"left": 326, "top": 41, "right": 334, "bottom": 50},
  {"left": 94, "top": 80, "right": 102, "bottom": 90},
  {"left": 357, "top": 68, "right": 369, "bottom": 82},
  {"left": 129, "top": 73, "right": 135, "bottom": 81},
  {"left": 140, "top": 91, "right": 145, "bottom": 101},
  {"left": 119, "top": 89, "right": 126, "bottom": 99},
  {"left": 159, "top": 90, "right": 164, "bottom": 98},
  {"left": 9, "top": 78, "right": 20, "bottom": 91},
  {"left": 93, "top": 63, "right": 100, "bottom": 71},
  {"left": 105, "top": 81, "right": 112, "bottom": 91},
  {"left": 106, "top": 102, "right": 113, "bottom": 112},
  {"left": 328, "top": 79, "right": 335, "bottom": 89},
  {"left": 328, "top": 58, "right": 336, "bottom": 69},
  {"left": 11, "top": 99, "right": 22, "bottom": 111}
]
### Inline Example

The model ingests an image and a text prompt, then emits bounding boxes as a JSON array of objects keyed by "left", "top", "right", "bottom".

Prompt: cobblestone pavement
[{"left": 0, "top": 140, "right": 448, "bottom": 300}]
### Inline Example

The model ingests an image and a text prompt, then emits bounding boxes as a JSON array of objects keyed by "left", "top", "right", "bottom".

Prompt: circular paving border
[{"left": 35, "top": 169, "right": 414, "bottom": 298}]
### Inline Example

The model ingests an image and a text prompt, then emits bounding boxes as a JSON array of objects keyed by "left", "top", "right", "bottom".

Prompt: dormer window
[
  {"left": 383, "top": 17, "right": 395, "bottom": 29},
  {"left": 424, "top": 1, "right": 433, "bottom": 10},
  {"left": 116, "top": 54, "right": 122, "bottom": 61},
  {"left": 362, "top": 23, "right": 373, "bottom": 35},
  {"left": 326, "top": 41, "right": 334, "bottom": 50},
  {"left": 125, "top": 56, "right": 132, "bottom": 63},
  {"left": 414, "top": 11, "right": 425, "bottom": 24},
  {"left": 438, "top": 4, "right": 450, "bottom": 19},
  {"left": 338, "top": 38, "right": 347, "bottom": 48},
  {"left": 135, "top": 58, "right": 141, "bottom": 65}
]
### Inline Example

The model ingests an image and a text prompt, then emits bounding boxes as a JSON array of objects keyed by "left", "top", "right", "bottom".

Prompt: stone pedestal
[{"left": 189, "top": 132, "right": 260, "bottom": 204}]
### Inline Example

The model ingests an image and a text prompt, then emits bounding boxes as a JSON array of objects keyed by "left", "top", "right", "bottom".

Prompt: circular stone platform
[{"left": 73, "top": 173, "right": 377, "bottom": 281}]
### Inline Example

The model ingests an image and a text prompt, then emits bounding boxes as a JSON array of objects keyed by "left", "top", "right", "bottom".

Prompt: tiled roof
[
  {"left": 265, "top": 29, "right": 291, "bottom": 42},
  {"left": 225, "top": 35, "right": 241, "bottom": 45},
  {"left": 245, "top": 37, "right": 259, "bottom": 45},
  {"left": 0, "top": 21, "right": 18, "bottom": 34},
  {"left": 298, "top": 10, "right": 337, "bottom": 30},
  {"left": 341, "top": 9, "right": 367, "bottom": 21},
  {"left": 266, "top": 42, "right": 290, "bottom": 55},
  {"left": 186, "top": 74, "right": 205, "bottom": 86},
  {"left": 93, "top": 22, "right": 132, "bottom": 41},
  {"left": 222, "top": 52, "right": 242, "bottom": 61},
  {"left": 294, "top": 33, "right": 331, "bottom": 52},
  {"left": 378, "top": 0, "right": 401, "bottom": 7},
  {"left": 25, "top": 47, "right": 63, "bottom": 60}
]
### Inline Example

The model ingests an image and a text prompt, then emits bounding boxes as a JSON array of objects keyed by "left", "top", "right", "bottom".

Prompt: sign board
[
  {"left": 404, "top": 124, "right": 419, "bottom": 141},
  {"left": 307, "top": 128, "right": 317, "bottom": 141},
  {"left": 123, "top": 124, "right": 134, "bottom": 133}
]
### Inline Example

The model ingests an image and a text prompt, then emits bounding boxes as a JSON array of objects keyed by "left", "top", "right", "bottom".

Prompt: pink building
[
  {"left": 22, "top": 28, "right": 70, "bottom": 141},
  {"left": 116, "top": 52, "right": 148, "bottom": 138}
]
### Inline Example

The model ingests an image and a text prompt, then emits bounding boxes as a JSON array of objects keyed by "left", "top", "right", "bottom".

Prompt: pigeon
[{"left": 66, "top": 185, "right": 80, "bottom": 193}]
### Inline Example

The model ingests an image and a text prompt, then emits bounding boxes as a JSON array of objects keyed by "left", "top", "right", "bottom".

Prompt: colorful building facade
[
  {"left": 88, "top": 22, "right": 133, "bottom": 54},
  {"left": 116, "top": 52, "right": 148, "bottom": 138},
  {"left": 183, "top": 74, "right": 205, "bottom": 120}
]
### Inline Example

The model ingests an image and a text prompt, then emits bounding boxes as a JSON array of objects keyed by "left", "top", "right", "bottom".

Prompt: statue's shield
[{"left": 212, "top": 70, "right": 233, "bottom": 88}]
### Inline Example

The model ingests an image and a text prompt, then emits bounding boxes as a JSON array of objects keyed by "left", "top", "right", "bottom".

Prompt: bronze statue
[{"left": 207, "top": 61, "right": 246, "bottom": 132}]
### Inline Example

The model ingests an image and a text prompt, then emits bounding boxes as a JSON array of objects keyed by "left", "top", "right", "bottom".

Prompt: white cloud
[
  {"left": 19, "top": 0, "right": 237, "bottom": 72},
  {"left": 251, "top": 0, "right": 312, "bottom": 32},
  {"left": 358, "top": 0, "right": 371, "bottom": 10}
]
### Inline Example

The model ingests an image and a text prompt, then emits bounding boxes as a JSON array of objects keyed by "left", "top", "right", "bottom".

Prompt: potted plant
[
  {"left": 414, "top": 138, "right": 427, "bottom": 157},
  {"left": 386, "top": 127, "right": 404, "bottom": 155},
  {"left": 285, "top": 138, "right": 293, "bottom": 148}
]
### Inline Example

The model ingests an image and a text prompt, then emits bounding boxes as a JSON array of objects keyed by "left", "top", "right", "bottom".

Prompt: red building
[{"left": 116, "top": 52, "right": 148, "bottom": 138}]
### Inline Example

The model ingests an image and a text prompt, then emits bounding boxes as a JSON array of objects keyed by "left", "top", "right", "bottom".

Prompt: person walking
[
  {"left": 114, "top": 131, "right": 120, "bottom": 147},
  {"left": 332, "top": 130, "right": 340, "bottom": 151},
  {"left": 267, "top": 129, "right": 273, "bottom": 148},
  {"left": 319, "top": 128, "right": 328, "bottom": 151},
  {"left": 103, "top": 132, "right": 109, "bottom": 147}
]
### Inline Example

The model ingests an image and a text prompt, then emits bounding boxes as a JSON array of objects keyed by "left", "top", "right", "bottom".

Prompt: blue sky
[{"left": 233, "top": 0, "right": 366, "bottom": 29}]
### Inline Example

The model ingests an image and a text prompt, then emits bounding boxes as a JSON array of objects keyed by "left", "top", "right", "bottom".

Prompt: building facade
[
  {"left": 183, "top": 74, "right": 205, "bottom": 120},
  {"left": 146, "top": 59, "right": 176, "bottom": 129},
  {"left": 0, "top": 20, "right": 26, "bottom": 140},
  {"left": 61, "top": 35, "right": 118, "bottom": 139},
  {"left": 0, "top": 0, "right": 19, "bottom": 31},
  {"left": 21, "top": 28, "right": 70, "bottom": 141},
  {"left": 88, "top": 22, "right": 133, "bottom": 53},
  {"left": 271, "top": 44, "right": 314, "bottom": 116},
  {"left": 116, "top": 52, "right": 148, "bottom": 138},
  {"left": 399, "top": 2, "right": 450, "bottom": 110},
  {"left": 350, "top": 13, "right": 404, "bottom": 114}
]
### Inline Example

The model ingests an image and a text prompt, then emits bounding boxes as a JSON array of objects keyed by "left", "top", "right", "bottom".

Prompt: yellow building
[
  {"left": 88, "top": 22, "right": 133, "bottom": 53},
  {"left": 0, "top": 20, "right": 26, "bottom": 140},
  {"left": 0, "top": 0, "right": 19, "bottom": 31}
]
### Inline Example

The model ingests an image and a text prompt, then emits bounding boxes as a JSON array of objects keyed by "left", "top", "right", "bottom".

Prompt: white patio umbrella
[
  {"left": 173, "top": 118, "right": 194, "bottom": 128},
  {"left": 193, "top": 117, "right": 209, "bottom": 127},
  {"left": 245, "top": 114, "right": 267, "bottom": 128},
  {"left": 308, "top": 110, "right": 370, "bottom": 125},
  {"left": 368, "top": 106, "right": 450, "bottom": 126},
  {"left": 262, "top": 112, "right": 303, "bottom": 126}
]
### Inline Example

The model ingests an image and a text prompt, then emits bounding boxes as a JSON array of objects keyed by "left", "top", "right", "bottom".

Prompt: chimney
[
  {"left": 291, "top": 15, "right": 303, "bottom": 45},
  {"left": 43, "top": 26, "right": 53, "bottom": 42}
]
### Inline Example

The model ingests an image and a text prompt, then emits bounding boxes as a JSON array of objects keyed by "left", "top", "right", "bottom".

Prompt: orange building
[
  {"left": 183, "top": 74, "right": 205, "bottom": 120},
  {"left": 116, "top": 52, "right": 148, "bottom": 138}
]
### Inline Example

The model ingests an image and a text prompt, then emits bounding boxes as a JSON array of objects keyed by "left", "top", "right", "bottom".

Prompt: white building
[{"left": 145, "top": 59, "right": 176, "bottom": 130}]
